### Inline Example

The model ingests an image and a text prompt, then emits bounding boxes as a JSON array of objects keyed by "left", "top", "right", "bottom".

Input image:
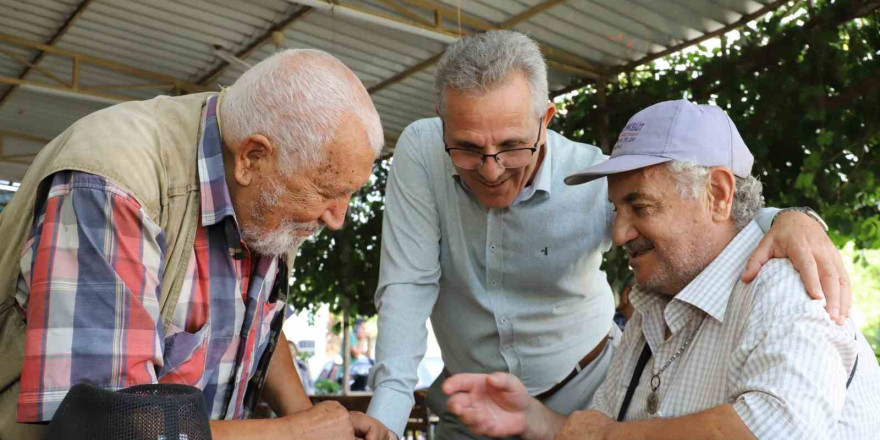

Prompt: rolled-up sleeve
[
  {"left": 367, "top": 125, "right": 443, "bottom": 436},
  {"left": 17, "top": 172, "right": 165, "bottom": 422}
]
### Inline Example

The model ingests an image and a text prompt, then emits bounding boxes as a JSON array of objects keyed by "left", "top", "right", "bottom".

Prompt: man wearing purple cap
[{"left": 442, "top": 100, "right": 880, "bottom": 440}]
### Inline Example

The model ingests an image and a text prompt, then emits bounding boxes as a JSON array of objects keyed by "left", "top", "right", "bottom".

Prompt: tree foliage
[
  {"left": 289, "top": 159, "right": 389, "bottom": 320},
  {"left": 551, "top": 0, "right": 880, "bottom": 287}
]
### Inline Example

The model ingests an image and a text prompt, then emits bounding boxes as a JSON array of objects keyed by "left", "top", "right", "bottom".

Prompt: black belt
[{"left": 535, "top": 334, "right": 611, "bottom": 401}]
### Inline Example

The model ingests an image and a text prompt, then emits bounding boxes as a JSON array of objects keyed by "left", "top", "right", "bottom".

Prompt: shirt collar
[
  {"left": 197, "top": 92, "right": 237, "bottom": 227},
  {"left": 629, "top": 221, "right": 762, "bottom": 333},
  {"left": 671, "top": 221, "right": 762, "bottom": 324},
  {"left": 514, "top": 139, "right": 552, "bottom": 203}
]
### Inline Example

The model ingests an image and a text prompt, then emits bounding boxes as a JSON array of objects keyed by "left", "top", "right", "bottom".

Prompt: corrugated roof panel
[
  {"left": 84, "top": 2, "right": 241, "bottom": 50},
  {"left": 539, "top": 3, "right": 660, "bottom": 60},
  {"left": 674, "top": 0, "right": 744, "bottom": 24},
  {"left": 516, "top": 17, "right": 638, "bottom": 65},
  {"left": 706, "top": 0, "right": 765, "bottom": 15},
  {"left": 0, "top": 163, "right": 31, "bottom": 182},
  {"left": 55, "top": 38, "right": 197, "bottom": 78},
  {"left": 0, "top": 0, "right": 791, "bottom": 181},
  {"left": 188, "top": 0, "right": 288, "bottom": 22},
  {"left": 298, "top": 10, "right": 446, "bottom": 59},
  {"left": 631, "top": 0, "right": 726, "bottom": 33},
  {"left": 0, "top": 45, "right": 40, "bottom": 75},
  {"left": 0, "top": 132, "right": 46, "bottom": 157},
  {"left": 110, "top": 0, "right": 252, "bottom": 41},
  {"left": 293, "top": 15, "right": 439, "bottom": 68},
  {"left": 586, "top": 0, "right": 703, "bottom": 42},
  {"left": 564, "top": 1, "right": 674, "bottom": 47},
  {"left": 0, "top": 89, "right": 109, "bottom": 137},
  {"left": 71, "top": 19, "right": 215, "bottom": 63},
  {"left": 62, "top": 29, "right": 210, "bottom": 71}
]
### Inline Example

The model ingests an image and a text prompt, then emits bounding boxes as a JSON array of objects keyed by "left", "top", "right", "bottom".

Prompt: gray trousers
[{"left": 426, "top": 324, "right": 622, "bottom": 440}]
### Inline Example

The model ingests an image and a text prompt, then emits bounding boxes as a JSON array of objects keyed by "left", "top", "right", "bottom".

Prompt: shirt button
[
  {"left": 492, "top": 281, "right": 497, "bottom": 286},
  {"left": 500, "top": 317, "right": 508, "bottom": 324},
  {"left": 503, "top": 345, "right": 512, "bottom": 351},
  {"left": 490, "top": 245, "right": 496, "bottom": 250}
]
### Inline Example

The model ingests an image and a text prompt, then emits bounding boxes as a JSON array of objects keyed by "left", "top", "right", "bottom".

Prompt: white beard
[{"left": 241, "top": 178, "right": 325, "bottom": 256}]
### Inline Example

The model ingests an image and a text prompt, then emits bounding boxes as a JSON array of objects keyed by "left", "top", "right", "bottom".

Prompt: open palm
[{"left": 443, "top": 372, "right": 532, "bottom": 437}]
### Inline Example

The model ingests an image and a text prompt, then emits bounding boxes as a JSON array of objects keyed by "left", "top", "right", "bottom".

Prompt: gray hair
[
  {"left": 665, "top": 161, "right": 764, "bottom": 228},
  {"left": 434, "top": 30, "right": 549, "bottom": 118},
  {"left": 220, "top": 49, "right": 383, "bottom": 172}
]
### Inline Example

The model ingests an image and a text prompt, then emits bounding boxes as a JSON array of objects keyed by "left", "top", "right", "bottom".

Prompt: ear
[
  {"left": 707, "top": 167, "right": 736, "bottom": 223},
  {"left": 542, "top": 101, "right": 557, "bottom": 127},
  {"left": 232, "top": 134, "right": 275, "bottom": 187}
]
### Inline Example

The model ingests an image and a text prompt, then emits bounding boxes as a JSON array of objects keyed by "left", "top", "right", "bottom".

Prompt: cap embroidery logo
[{"left": 614, "top": 121, "right": 645, "bottom": 150}]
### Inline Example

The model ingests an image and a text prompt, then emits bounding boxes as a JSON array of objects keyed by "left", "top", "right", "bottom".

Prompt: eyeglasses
[{"left": 443, "top": 119, "right": 542, "bottom": 170}]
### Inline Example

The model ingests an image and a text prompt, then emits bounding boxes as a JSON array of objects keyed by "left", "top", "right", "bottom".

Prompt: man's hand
[
  {"left": 556, "top": 410, "right": 615, "bottom": 440},
  {"left": 210, "top": 400, "right": 355, "bottom": 440},
  {"left": 443, "top": 372, "right": 530, "bottom": 437},
  {"left": 284, "top": 401, "right": 356, "bottom": 440},
  {"left": 443, "top": 372, "right": 564, "bottom": 440},
  {"left": 742, "top": 211, "right": 850, "bottom": 324},
  {"left": 350, "top": 411, "right": 391, "bottom": 440}
]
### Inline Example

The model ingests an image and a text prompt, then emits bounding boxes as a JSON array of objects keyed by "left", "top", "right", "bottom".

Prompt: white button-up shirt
[
  {"left": 590, "top": 222, "right": 880, "bottom": 439},
  {"left": 368, "top": 117, "right": 616, "bottom": 434}
]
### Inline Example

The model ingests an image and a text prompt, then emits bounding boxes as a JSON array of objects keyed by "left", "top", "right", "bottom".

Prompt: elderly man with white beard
[
  {"left": 0, "top": 50, "right": 391, "bottom": 440},
  {"left": 442, "top": 100, "right": 880, "bottom": 440}
]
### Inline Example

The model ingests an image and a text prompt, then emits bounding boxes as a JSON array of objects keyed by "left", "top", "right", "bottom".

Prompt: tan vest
[{"left": 0, "top": 93, "right": 214, "bottom": 439}]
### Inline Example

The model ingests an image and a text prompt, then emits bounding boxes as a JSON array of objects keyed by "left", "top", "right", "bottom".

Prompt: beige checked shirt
[{"left": 590, "top": 222, "right": 880, "bottom": 439}]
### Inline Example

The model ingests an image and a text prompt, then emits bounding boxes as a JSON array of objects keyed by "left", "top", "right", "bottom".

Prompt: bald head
[{"left": 220, "top": 49, "right": 383, "bottom": 171}]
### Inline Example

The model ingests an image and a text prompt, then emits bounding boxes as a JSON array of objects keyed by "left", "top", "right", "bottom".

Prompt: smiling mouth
[
  {"left": 478, "top": 178, "right": 508, "bottom": 188},
  {"left": 628, "top": 247, "right": 654, "bottom": 260}
]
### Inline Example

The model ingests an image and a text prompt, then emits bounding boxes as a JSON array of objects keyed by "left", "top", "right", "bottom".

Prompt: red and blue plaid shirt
[{"left": 16, "top": 94, "right": 284, "bottom": 422}]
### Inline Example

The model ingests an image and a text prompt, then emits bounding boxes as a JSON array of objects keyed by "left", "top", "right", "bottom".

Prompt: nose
[
  {"left": 320, "top": 197, "right": 349, "bottom": 231},
  {"left": 477, "top": 155, "right": 505, "bottom": 182},
  {"left": 611, "top": 210, "right": 638, "bottom": 247}
]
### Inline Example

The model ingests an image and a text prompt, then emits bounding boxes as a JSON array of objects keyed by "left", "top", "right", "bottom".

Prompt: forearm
[
  {"left": 604, "top": 405, "right": 755, "bottom": 440},
  {"left": 522, "top": 397, "right": 567, "bottom": 440},
  {"left": 210, "top": 418, "right": 290, "bottom": 440},
  {"left": 262, "top": 333, "right": 312, "bottom": 416},
  {"left": 367, "top": 283, "right": 438, "bottom": 435}
]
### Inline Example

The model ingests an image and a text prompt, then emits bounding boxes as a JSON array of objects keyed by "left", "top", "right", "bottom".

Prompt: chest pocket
[{"left": 158, "top": 321, "right": 211, "bottom": 386}]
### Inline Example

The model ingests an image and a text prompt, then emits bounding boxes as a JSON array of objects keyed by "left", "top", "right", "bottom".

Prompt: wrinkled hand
[
  {"left": 742, "top": 211, "right": 850, "bottom": 324},
  {"left": 350, "top": 411, "right": 391, "bottom": 440},
  {"left": 284, "top": 400, "right": 355, "bottom": 440},
  {"left": 556, "top": 410, "right": 614, "bottom": 440},
  {"left": 443, "top": 372, "right": 532, "bottom": 437}
]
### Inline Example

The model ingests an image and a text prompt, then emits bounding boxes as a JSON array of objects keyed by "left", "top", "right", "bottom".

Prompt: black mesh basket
[{"left": 43, "top": 383, "right": 212, "bottom": 440}]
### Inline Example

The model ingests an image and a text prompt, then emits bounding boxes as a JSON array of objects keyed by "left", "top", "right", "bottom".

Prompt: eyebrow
[
  {"left": 614, "top": 191, "right": 658, "bottom": 204},
  {"left": 452, "top": 135, "right": 532, "bottom": 149}
]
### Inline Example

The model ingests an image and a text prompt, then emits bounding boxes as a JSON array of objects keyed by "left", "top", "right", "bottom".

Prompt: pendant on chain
[
  {"left": 647, "top": 391, "right": 660, "bottom": 415},
  {"left": 647, "top": 374, "right": 661, "bottom": 415}
]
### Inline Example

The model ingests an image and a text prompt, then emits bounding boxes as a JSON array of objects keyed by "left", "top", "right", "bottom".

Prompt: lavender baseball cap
[{"left": 564, "top": 99, "right": 754, "bottom": 185}]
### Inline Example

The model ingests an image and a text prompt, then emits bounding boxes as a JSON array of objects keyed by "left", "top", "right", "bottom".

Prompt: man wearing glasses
[{"left": 367, "top": 30, "right": 850, "bottom": 440}]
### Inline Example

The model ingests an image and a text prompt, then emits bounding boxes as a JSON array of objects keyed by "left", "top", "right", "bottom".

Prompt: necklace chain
[
  {"left": 653, "top": 316, "right": 707, "bottom": 377},
  {"left": 646, "top": 315, "right": 707, "bottom": 415}
]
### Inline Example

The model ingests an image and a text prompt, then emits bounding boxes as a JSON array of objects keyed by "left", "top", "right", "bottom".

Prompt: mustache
[
  {"left": 625, "top": 237, "right": 655, "bottom": 257},
  {"left": 288, "top": 221, "right": 325, "bottom": 235}
]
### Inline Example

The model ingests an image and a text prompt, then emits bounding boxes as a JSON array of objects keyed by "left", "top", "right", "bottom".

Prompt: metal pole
[
  {"left": 597, "top": 78, "right": 611, "bottom": 154},
  {"left": 342, "top": 298, "right": 351, "bottom": 395}
]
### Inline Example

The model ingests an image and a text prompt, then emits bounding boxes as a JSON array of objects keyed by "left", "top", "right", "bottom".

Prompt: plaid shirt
[
  {"left": 590, "top": 222, "right": 880, "bottom": 439},
  {"left": 16, "top": 94, "right": 283, "bottom": 422}
]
